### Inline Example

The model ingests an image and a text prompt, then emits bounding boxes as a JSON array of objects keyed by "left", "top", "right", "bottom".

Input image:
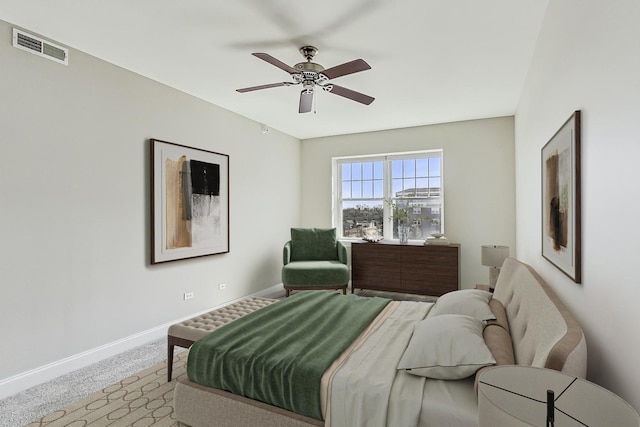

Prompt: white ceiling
[{"left": 1, "top": 0, "right": 548, "bottom": 139}]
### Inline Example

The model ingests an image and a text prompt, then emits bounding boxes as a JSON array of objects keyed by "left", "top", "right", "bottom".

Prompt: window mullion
[{"left": 383, "top": 157, "right": 393, "bottom": 240}]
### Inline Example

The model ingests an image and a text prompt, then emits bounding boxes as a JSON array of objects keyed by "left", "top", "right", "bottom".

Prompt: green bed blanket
[{"left": 187, "top": 291, "right": 390, "bottom": 420}]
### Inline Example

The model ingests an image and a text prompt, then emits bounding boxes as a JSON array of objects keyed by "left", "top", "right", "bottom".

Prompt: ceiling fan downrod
[{"left": 299, "top": 46, "right": 318, "bottom": 61}]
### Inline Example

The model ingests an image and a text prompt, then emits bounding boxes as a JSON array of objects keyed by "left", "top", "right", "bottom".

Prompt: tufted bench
[{"left": 167, "top": 296, "right": 278, "bottom": 381}]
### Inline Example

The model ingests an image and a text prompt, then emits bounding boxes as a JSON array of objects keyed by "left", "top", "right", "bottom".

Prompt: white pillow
[
  {"left": 398, "top": 314, "right": 496, "bottom": 379},
  {"left": 430, "top": 289, "right": 496, "bottom": 322}
]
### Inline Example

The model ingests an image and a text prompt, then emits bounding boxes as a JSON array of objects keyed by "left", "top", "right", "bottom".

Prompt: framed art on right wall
[{"left": 541, "top": 110, "right": 581, "bottom": 283}]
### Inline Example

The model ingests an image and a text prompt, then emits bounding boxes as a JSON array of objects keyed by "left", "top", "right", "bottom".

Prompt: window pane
[
  {"left": 342, "top": 163, "right": 351, "bottom": 181},
  {"left": 374, "top": 180, "right": 383, "bottom": 198},
  {"left": 430, "top": 177, "right": 441, "bottom": 194},
  {"left": 391, "top": 198, "right": 442, "bottom": 239},
  {"left": 392, "top": 160, "right": 403, "bottom": 179},
  {"left": 429, "top": 157, "right": 441, "bottom": 176},
  {"left": 416, "top": 177, "right": 428, "bottom": 190},
  {"left": 363, "top": 162, "right": 373, "bottom": 180},
  {"left": 403, "top": 178, "right": 415, "bottom": 194},
  {"left": 363, "top": 181, "right": 373, "bottom": 198},
  {"left": 352, "top": 163, "right": 362, "bottom": 180},
  {"left": 403, "top": 159, "right": 415, "bottom": 178},
  {"left": 342, "top": 200, "right": 384, "bottom": 238},
  {"left": 374, "top": 162, "right": 383, "bottom": 179},
  {"left": 392, "top": 178, "right": 403, "bottom": 195},
  {"left": 352, "top": 181, "right": 362, "bottom": 198},
  {"left": 342, "top": 181, "right": 351, "bottom": 198},
  {"left": 416, "top": 158, "right": 428, "bottom": 177}
]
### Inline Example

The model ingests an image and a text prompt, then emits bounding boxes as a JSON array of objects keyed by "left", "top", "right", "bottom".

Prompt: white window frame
[{"left": 332, "top": 150, "right": 444, "bottom": 241}]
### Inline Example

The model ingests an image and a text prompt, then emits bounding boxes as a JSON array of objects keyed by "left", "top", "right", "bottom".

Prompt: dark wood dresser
[{"left": 351, "top": 240, "right": 460, "bottom": 296}]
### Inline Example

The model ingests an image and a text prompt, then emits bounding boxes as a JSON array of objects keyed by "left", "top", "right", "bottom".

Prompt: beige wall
[
  {"left": 515, "top": 0, "right": 640, "bottom": 411},
  {"left": 0, "top": 20, "right": 301, "bottom": 394},
  {"left": 300, "top": 117, "right": 516, "bottom": 289}
]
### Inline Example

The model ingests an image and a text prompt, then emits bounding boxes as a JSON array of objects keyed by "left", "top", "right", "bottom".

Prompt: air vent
[{"left": 12, "top": 28, "right": 68, "bottom": 65}]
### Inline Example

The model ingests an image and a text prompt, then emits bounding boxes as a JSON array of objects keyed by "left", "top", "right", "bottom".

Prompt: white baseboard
[
  {"left": 0, "top": 325, "right": 166, "bottom": 400},
  {"left": 0, "top": 285, "right": 284, "bottom": 400},
  {"left": 252, "top": 282, "right": 284, "bottom": 298}
]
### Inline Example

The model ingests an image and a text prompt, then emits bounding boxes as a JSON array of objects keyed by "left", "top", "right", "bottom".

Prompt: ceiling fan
[{"left": 236, "top": 46, "right": 374, "bottom": 113}]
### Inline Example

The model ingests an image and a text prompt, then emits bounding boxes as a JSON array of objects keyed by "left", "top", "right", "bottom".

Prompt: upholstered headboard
[{"left": 492, "top": 258, "right": 587, "bottom": 378}]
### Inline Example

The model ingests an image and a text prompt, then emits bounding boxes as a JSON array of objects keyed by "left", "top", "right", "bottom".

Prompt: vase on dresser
[{"left": 397, "top": 224, "right": 410, "bottom": 244}]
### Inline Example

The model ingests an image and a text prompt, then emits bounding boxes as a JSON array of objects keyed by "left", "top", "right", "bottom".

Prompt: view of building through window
[{"left": 335, "top": 151, "right": 443, "bottom": 240}]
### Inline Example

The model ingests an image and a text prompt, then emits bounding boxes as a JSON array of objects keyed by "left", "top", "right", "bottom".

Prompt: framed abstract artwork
[
  {"left": 541, "top": 111, "right": 581, "bottom": 282},
  {"left": 151, "top": 139, "right": 229, "bottom": 264}
]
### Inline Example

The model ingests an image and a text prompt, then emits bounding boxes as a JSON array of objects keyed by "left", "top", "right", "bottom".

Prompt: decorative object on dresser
[
  {"left": 425, "top": 232, "right": 449, "bottom": 245},
  {"left": 385, "top": 198, "right": 439, "bottom": 244},
  {"left": 478, "top": 365, "right": 640, "bottom": 427},
  {"left": 150, "top": 139, "right": 230, "bottom": 264},
  {"left": 541, "top": 110, "right": 581, "bottom": 283},
  {"left": 351, "top": 240, "right": 459, "bottom": 296},
  {"left": 481, "top": 245, "right": 510, "bottom": 287},
  {"left": 362, "top": 221, "right": 383, "bottom": 242}
]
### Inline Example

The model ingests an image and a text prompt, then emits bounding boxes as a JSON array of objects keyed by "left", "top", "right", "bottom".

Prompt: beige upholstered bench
[{"left": 167, "top": 296, "right": 278, "bottom": 381}]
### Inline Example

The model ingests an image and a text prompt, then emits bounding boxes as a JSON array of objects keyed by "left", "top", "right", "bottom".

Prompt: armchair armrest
[
  {"left": 337, "top": 241, "right": 348, "bottom": 265},
  {"left": 283, "top": 241, "right": 292, "bottom": 265}
]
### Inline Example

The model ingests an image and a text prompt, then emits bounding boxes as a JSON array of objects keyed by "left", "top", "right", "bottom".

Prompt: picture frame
[
  {"left": 151, "top": 139, "right": 229, "bottom": 264},
  {"left": 541, "top": 111, "right": 581, "bottom": 282}
]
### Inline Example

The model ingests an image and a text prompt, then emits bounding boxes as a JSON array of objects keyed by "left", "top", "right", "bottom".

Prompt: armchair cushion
[
  {"left": 282, "top": 261, "right": 349, "bottom": 287},
  {"left": 290, "top": 228, "right": 338, "bottom": 261}
]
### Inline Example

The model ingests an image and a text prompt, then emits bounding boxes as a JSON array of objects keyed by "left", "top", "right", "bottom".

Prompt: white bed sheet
[{"left": 328, "top": 300, "right": 480, "bottom": 427}]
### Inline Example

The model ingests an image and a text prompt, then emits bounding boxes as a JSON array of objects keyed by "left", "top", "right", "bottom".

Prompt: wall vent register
[{"left": 12, "top": 28, "right": 68, "bottom": 65}]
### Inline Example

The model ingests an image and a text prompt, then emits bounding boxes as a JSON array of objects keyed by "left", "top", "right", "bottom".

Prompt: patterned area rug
[{"left": 26, "top": 351, "right": 189, "bottom": 427}]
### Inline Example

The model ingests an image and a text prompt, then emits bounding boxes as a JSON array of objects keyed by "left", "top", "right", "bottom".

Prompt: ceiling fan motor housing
[{"left": 293, "top": 61, "right": 328, "bottom": 85}]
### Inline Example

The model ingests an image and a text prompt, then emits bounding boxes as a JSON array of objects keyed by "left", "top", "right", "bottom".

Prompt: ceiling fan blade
[
  {"left": 236, "top": 82, "right": 288, "bottom": 93},
  {"left": 299, "top": 89, "right": 314, "bottom": 113},
  {"left": 321, "top": 59, "right": 371, "bottom": 80},
  {"left": 252, "top": 52, "right": 299, "bottom": 74},
  {"left": 326, "top": 84, "right": 375, "bottom": 105}
]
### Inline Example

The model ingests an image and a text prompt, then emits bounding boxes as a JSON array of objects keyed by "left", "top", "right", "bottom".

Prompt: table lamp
[{"left": 481, "top": 245, "right": 510, "bottom": 287}]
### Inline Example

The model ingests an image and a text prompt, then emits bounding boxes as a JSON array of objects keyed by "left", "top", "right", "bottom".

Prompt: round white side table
[{"left": 478, "top": 366, "right": 640, "bottom": 426}]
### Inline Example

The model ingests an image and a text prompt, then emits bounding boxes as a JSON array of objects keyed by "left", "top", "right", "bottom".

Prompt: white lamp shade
[{"left": 481, "top": 245, "right": 510, "bottom": 267}]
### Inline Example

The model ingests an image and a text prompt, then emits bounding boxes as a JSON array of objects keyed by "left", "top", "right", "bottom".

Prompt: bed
[{"left": 174, "top": 258, "right": 587, "bottom": 427}]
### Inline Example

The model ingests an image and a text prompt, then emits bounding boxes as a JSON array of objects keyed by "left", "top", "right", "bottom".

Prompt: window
[{"left": 334, "top": 150, "right": 443, "bottom": 240}]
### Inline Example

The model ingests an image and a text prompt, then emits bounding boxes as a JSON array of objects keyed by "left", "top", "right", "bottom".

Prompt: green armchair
[{"left": 282, "top": 228, "right": 349, "bottom": 297}]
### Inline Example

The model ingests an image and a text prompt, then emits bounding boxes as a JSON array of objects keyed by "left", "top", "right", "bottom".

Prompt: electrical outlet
[
  {"left": 183, "top": 292, "right": 194, "bottom": 300},
  {"left": 218, "top": 283, "right": 227, "bottom": 291}
]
